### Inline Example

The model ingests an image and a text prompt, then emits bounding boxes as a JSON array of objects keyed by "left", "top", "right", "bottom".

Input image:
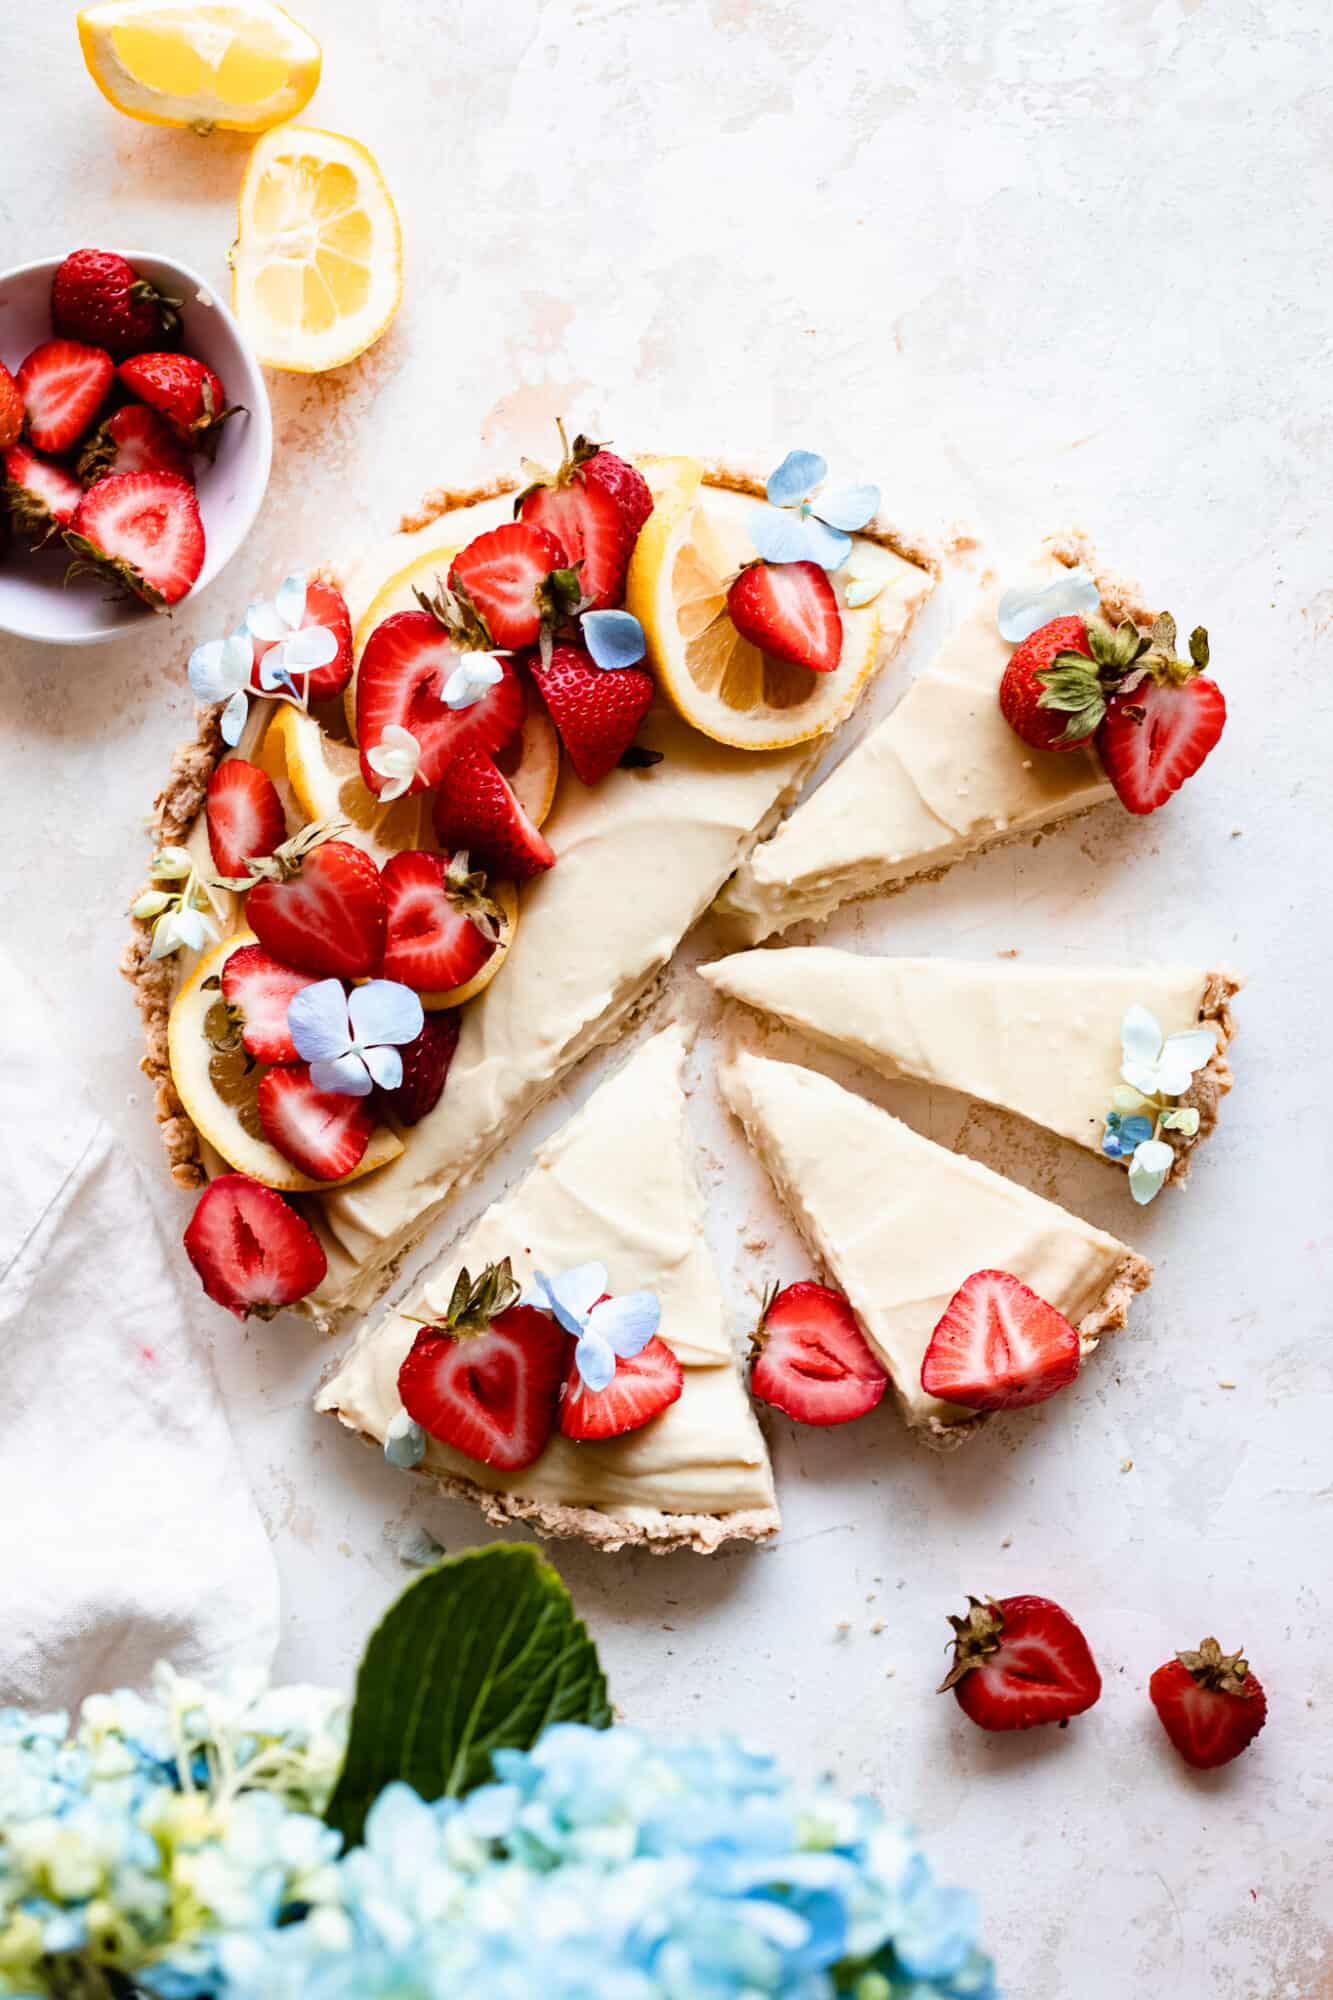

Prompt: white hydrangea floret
[
  {"left": 442, "top": 653, "right": 506, "bottom": 709},
  {"left": 188, "top": 628, "right": 255, "bottom": 747},
  {"left": 246, "top": 573, "right": 339, "bottom": 697},
  {"left": 365, "top": 724, "right": 422, "bottom": 801},
  {"left": 1119, "top": 1004, "right": 1217, "bottom": 1100}
]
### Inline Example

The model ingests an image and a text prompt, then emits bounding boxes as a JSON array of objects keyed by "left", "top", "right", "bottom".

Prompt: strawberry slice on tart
[
  {"left": 65, "top": 469, "right": 205, "bottom": 608},
  {"left": 940, "top": 1594, "right": 1103, "bottom": 1732},
  {"left": 559, "top": 1333, "right": 683, "bottom": 1441},
  {"left": 16, "top": 338, "right": 114, "bottom": 453},
  {"left": 378, "top": 1013, "right": 460, "bottom": 1126},
  {"left": 3, "top": 443, "right": 83, "bottom": 544},
  {"left": 219, "top": 941, "right": 322, "bottom": 1066},
  {"left": 432, "top": 747, "right": 556, "bottom": 883},
  {"left": 183, "top": 1172, "right": 327, "bottom": 1320},
  {"left": 355, "top": 605, "right": 526, "bottom": 796},
  {"left": 1149, "top": 1636, "right": 1267, "bottom": 1769},
  {"left": 206, "top": 758, "right": 287, "bottom": 879},
  {"left": 397, "top": 1260, "right": 567, "bottom": 1470},
  {"left": 516, "top": 425, "right": 640, "bottom": 610},
  {"left": 921, "top": 1270, "right": 1081, "bottom": 1412},
  {"left": 748, "top": 1280, "right": 888, "bottom": 1426},
  {"left": 529, "top": 640, "right": 655, "bottom": 785},
  {"left": 447, "top": 520, "right": 571, "bottom": 650},
  {"left": 381, "top": 849, "right": 501, "bottom": 997},
  {"left": 257, "top": 1062, "right": 377, "bottom": 1182},
  {"left": 245, "top": 834, "right": 387, "bottom": 981},
  {"left": 726, "top": 559, "right": 843, "bottom": 673}
]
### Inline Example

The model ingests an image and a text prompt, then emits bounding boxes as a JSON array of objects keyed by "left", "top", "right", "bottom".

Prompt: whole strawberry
[
  {"left": 1149, "top": 1636, "right": 1267, "bottom": 1769},
  {"left": 380, "top": 1013, "right": 461, "bottom": 1126},
  {"left": 52, "top": 249, "right": 182, "bottom": 361},
  {"left": 530, "top": 640, "right": 655, "bottom": 784},
  {"left": 940, "top": 1593, "right": 1102, "bottom": 1731},
  {"left": 998, "top": 615, "right": 1098, "bottom": 752},
  {"left": 118, "top": 351, "right": 236, "bottom": 451}
]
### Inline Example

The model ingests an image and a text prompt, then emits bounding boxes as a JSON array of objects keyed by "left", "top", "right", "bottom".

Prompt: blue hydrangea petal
[
  {"left": 766, "top": 450, "right": 826, "bottom": 507},
  {"left": 1118, "top": 1115, "right": 1155, "bottom": 1149},
  {"left": 997, "top": 565, "right": 1101, "bottom": 645},
  {"left": 573, "top": 1326, "right": 617, "bottom": 1392},
  {"left": 582, "top": 609, "right": 646, "bottom": 672},
  {"left": 748, "top": 505, "right": 817, "bottom": 566},
  {"left": 348, "top": 980, "right": 424, "bottom": 1051},
  {"left": 810, "top": 482, "right": 879, "bottom": 532},
  {"left": 309, "top": 1052, "right": 373, "bottom": 1097},
  {"left": 586, "top": 1290, "right": 660, "bottom": 1359},
  {"left": 800, "top": 514, "right": 853, "bottom": 571}
]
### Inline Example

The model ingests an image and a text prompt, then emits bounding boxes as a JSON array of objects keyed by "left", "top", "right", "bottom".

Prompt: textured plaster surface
[{"left": 2, "top": 3, "right": 1332, "bottom": 1994}]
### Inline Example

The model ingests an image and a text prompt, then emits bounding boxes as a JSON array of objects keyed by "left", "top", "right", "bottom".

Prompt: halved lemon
[
  {"left": 168, "top": 932, "right": 404, "bottom": 1191},
  {"left": 626, "top": 464, "right": 882, "bottom": 751},
  {"left": 78, "top": 1, "right": 320, "bottom": 132},
  {"left": 262, "top": 704, "right": 434, "bottom": 870},
  {"left": 233, "top": 125, "right": 402, "bottom": 372}
]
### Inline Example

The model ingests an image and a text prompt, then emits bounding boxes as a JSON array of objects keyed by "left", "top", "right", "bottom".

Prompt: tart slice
[
  {"left": 718, "top": 1048, "right": 1151, "bottom": 1445},
  {"left": 703, "top": 950, "right": 1241, "bottom": 1195},
  {"left": 715, "top": 537, "right": 1141, "bottom": 944},
  {"left": 318, "top": 1025, "right": 778, "bottom": 1551}
]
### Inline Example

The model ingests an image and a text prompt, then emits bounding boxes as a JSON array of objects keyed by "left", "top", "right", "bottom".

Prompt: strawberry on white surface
[
  {"left": 940, "top": 1594, "right": 1103, "bottom": 1732},
  {"left": 749, "top": 1280, "right": 887, "bottom": 1425},
  {"left": 183, "top": 1171, "right": 327, "bottom": 1320}
]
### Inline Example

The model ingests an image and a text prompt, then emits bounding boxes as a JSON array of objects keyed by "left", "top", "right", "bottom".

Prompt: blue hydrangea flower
[
  {"left": 749, "top": 451, "right": 880, "bottom": 571},
  {"left": 582, "top": 609, "right": 647, "bottom": 672},
  {"left": 288, "top": 979, "right": 424, "bottom": 1097},
  {"left": 1101, "top": 1110, "right": 1155, "bottom": 1160},
  {"left": 522, "top": 1263, "right": 660, "bottom": 1392}
]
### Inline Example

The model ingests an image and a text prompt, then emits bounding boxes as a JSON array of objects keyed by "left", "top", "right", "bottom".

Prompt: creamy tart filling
[
  {"left": 318, "top": 1025, "right": 778, "bottom": 1549},
  {"left": 718, "top": 1047, "right": 1151, "bottom": 1444}
]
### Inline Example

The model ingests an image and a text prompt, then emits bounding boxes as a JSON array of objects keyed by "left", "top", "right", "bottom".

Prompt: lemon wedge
[
  {"left": 232, "top": 125, "right": 402, "bottom": 372},
  {"left": 168, "top": 932, "right": 404, "bottom": 1191},
  {"left": 626, "top": 464, "right": 882, "bottom": 751},
  {"left": 78, "top": 1, "right": 320, "bottom": 132}
]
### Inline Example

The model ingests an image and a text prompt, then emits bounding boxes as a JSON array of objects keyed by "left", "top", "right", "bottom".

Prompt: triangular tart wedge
[
  {"left": 703, "top": 950, "right": 1240, "bottom": 1191},
  {"left": 715, "top": 535, "right": 1145, "bottom": 945},
  {"left": 317, "top": 1026, "right": 779, "bottom": 1552},
  {"left": 718, "top": 1047, "right": 1151, "bottom": 1446}
]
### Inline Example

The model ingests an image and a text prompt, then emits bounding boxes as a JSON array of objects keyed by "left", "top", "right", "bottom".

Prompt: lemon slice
[
  {"left": 78, "top": 1, "right": 320, "bottom": 132},
  {"left": 262, "top": 704, "right": 434, "bottom": 870},
  {"left": 349, "top": 541, "right": 562, "bottom": 827},
  {"left": 232, "top": 125, "right": 402, "bottom": 372},
  {"left": 626, "top": 465, "right": 882, "bottom": 751},
  {"left": 168, "top": 933, "right": 404, "bottom": 1191}
]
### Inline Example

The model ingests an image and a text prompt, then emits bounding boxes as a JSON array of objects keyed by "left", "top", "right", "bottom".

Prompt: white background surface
[{"left": 2, "top": 3, "right": 1331, "bottom": 1994}]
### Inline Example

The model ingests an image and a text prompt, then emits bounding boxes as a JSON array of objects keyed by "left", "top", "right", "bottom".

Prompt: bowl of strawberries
[{"left": 0, "top": 247, "right": 272, "bottom": 644}]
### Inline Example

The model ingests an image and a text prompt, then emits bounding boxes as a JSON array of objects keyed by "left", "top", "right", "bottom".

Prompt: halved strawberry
[
  {"left": 432, "top": 748, "right": 556, "bottom": 882},
  {"left": 749, "top": 1280, "right": 887, "bottom": 1426},
  {"left": 397, "top": 1261, "right": 567, "bottom": 1470},
  {"left": 517, "top": 427, "right": 638, "bottom": 609},
  {"left": 378, "top": 1013, "right": 460, "bottom": 1126},
  {"left": 448, "top": 521, "right": 570, "bottom": 650},
  {"left": 16, "top": 339, "right": 114, "bottom": 453},
  {"left": 183, "top": 1171, "right": 327, "bottom": 1320},
  {"left": 559, "top": 1333, "right": 683, "bottom": 1440},
  {"left": 250, "top": 576, "right": 353, "bottom": 702},
  {"left": 920, "top": 1270, "right": 1081, "bottom": 1412},
  {"left": 381, "top": 849, "right": 499, "bottom": 995},
  {"left": 0, "top": 362, "right": 23, "bottom": 452},
  {"left": 246, "top": 837, "right": 386, "bottom": 981},
  {"left": 355, "top": 609, "right": 526, "bottom": 795},
  {"left": 206, "top": 759, "right": 287, "bottom": 879},
  {"left": 1149, "top": 1637, "right": 1267, "bottom": 1769},
  {"left": 3, "top": 443, "right": 83, "bottom": 544},
  {"left": 65, "top": 470, "right": 204, "bottom": 609},
  {"left": 220, "top": 943, "right": 321, "bottom": 1065},
  {"left": 257, "top": 1062, "right": 376, "bottom": 1181},
  {"left": 1098, "top": 672, "right": 1227, "bottom": 815},
  {"left": 726, "top": 560, "right": 842, "bottom": 673},
  {"left": 117, "top": 350, "right": 234, "bottom": 449},
  {"left": 530, "top": 640, "right": 654, "bottom": 785},
  {"left": 940, "top": 1594, "right": 1102, "bottom": 1731},
  {"left": 78, "top": 403, "right": 195, "bottom": 488}
]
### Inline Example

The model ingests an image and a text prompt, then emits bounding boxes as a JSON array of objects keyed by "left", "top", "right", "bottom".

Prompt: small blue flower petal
[
  {"left": 586, "top": 1289, "right": 660, "bottom": 1359},
  {"left": 766, "top": 449, "right": 826, "bottom": 507},
  {"left": 220, "top": 687, "right": 249, "bottom": 746},
  {"left": 810, "top": 481, "right": 879, "bottom": 532},
  {"left": 1118, "top": 1114, "right": 1155, "bottom": 1149},
  {"left": 384, "top": 1411, "right": 426, "bottom": 1466},
  {"left": 997, "top": 565, "right": 1102, "bottom": 644},
  {"left": 582, "top": 609, "right": 647, "bottom": 672},
  {"left": 800, "top": 514, "right": 854, "bottom": 571},
  {"left": 309, "top": 1052, "right": 373, "bottom": 1097},
  {"left": 348, "top": 979, "right": 424, "bottom": 1051},
  {"left": 749, "top": 505, "right": 817, "bottom": 566},
  {"left": 574, "top": 1325, "right": 617, "bottom": 1392}
]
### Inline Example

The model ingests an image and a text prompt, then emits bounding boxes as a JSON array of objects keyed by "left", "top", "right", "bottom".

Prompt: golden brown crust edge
[{"left": 1163, "top": 968, "right": 1242, "bottom": 1186}]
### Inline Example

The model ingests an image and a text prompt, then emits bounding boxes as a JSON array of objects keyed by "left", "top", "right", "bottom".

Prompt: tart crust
[{"left": 1164, "top": 967, "right": 1242, "bottom": 1185}]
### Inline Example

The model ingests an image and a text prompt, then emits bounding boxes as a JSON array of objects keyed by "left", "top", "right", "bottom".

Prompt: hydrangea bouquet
[{"left": 0, "top": 1549, "right": 996, "bottom": 1999}]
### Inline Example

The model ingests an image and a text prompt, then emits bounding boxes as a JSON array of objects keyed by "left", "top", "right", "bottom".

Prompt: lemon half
[
  {"left": 78, "top": 1, "right": 320, "bottom": 132},
  {"left": 233, "top": 125, "right": 402, "bottom": 372},
  {"left": 626, "top": 464, "right": 881, "bottom": 751}
]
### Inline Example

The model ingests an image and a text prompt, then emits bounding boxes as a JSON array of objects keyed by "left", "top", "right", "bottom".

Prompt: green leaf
[
  {"left": 1035, "top": 655, "right": 1107, "bottom": 740},
  {"left": 324, "top": 1545, "right": 611, "bottom": 1847}
]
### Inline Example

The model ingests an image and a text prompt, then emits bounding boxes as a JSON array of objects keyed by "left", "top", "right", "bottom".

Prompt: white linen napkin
[{"left": 0, "top": 948, "right": 279, "bottom": 1711}]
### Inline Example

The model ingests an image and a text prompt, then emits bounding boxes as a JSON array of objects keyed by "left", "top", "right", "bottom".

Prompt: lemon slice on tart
[
  {"left": 262, "top": 704, "right": 434, "bottom": 869},
  {"left": 626, "top": 460, "right": 881, "bottom": 751},
  {"left": 168, "top": 933, "right": 404, "bottom": 1191},
  {"left": 232, "top": 125, "right": 402, "bottom": 372},
  {"left": 78, "top": 0, "right": 320, "bottom": 131}
]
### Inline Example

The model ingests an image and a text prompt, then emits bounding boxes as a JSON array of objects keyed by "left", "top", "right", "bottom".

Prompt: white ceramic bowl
[{"left": 0, "top": 250, "right": 272, "bottom": 645}]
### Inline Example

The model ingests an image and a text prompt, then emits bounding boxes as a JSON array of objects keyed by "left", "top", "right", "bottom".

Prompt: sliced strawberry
[
  {"left": 183, "top": 1171, "right": 327, "bottom": 1320},
  {"left": 250, "top": 576, "right": 353, "bottom": 702},
  {"left": 530, "top": 640, "right": 654, "bottom": 785},
  {"left": 448, "top": 521, "right": 569, "bottom": 650},
  {"left": 941, "top": 1594, "right": 1102, "bottom": 1732},
  {"left": 66, "top": 470, "right": 204, "bottom": 609},
  {"left": 1098, "top": 673, "right": 1227, "bottom": 815},
  {"left": 16, "top": 339, "right": 114, "bottom": 453},
  {"left": 78, "top": 403, "right": 195, "bottom": 487},
  {"left": 559, "top": 1333, "right": 683, "bottom": 1441},
  {"left": 117, "top": 350, "right": 233, "bottom": 448},
  {"left": 379, "top": 1013, "right": 460, "bottom": 1126},
  {"left": 4, "top": 443, "right": 83, "bottom": 544},
  {"left": 998, "top": 615, "right": 1097, "bottom": 753},
  {"left": 921, "top": 1270, "right": 1080, "bottom": 1412},
  {"left": 748, "top": 1280, "right": 888, "bottom": 1426},
  {"left": 381, "top": 849, "right": 498, "bottom": 995},
  {"left": 0, "top": 362, "right": 23, "bottom": 452},
  {"left": 397, "top": 1263, "right": 567, "bottom": 1470},
  {"left": 257, "top": 1062, "right": 376, "bottom": 1181},
  {"left": 432, "top": 748, "right": 556, "bottom": 883},
  {"left": 355, "top": 610, "right": 526, "bottom": 796},
  {"left": 1149, "top": 1638, "right": 1267, "bottom": 1769},
  {"left": 246, "top": 838, "right": 387, "bottom": 981},
  {"left": 220, "top": 943, "right": 321, "bottom": 1065},
  {"left": 727, "top": 560, "right": 842, "bottom": 673},
  {"left": 52, "top": 249, "right": 182, "bottom": 360},
  {"left": 206, "top": 759, "right": 287, "bottom": 879},
  {"left": 517, "top": 427, "right": 638, "bottom": 609}
]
